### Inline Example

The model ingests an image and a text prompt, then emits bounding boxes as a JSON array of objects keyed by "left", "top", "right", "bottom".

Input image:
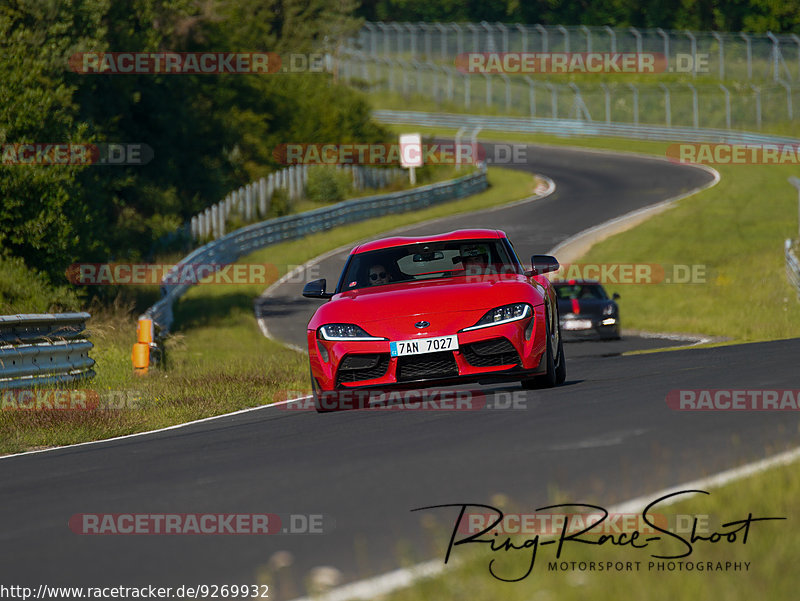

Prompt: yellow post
[{"left": 132, "top": 318, "right": 153, "bottom": 374}]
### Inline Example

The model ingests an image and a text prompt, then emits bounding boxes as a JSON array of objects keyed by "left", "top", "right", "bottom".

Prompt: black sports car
[{"left": 552, "top": 279, "right": 620, "bottom": 340}]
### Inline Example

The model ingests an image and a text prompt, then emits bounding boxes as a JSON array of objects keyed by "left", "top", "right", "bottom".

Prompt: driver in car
[
  {"left": 368, "top": 264, "right": 390, "bottom": 286},
  {"left": 460, "top": 244, "right": 490, "bottom": 277}
]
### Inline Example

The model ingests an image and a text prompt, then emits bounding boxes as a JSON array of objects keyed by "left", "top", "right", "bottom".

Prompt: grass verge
[{"left": 374, "top": 456, "right": 799, "bottom": 601}]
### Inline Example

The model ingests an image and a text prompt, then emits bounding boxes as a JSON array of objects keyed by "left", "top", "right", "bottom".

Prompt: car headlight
[
  {"left": 461, "top": 303, "right": 531, "bottom": 332},
  {"left": 602, "top": 304, "right": 615, "bottom": 316},
  {"left": 317, "top": 324, "right": 387, "bottom": 341}
]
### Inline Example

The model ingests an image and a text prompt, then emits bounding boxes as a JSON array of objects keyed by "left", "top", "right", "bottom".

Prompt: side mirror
[
  {"left": 612, "top": 293, "right": 621, "bottom": 300},
  {"left": 303, "top": 278, "right": 333, "bottom": 299},
  {"left": 529, "top": 254, "right": 560, "bottom": 276}
]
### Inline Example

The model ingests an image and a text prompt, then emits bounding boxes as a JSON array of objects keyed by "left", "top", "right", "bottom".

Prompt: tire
[
  {"left": 522, "top": 312, "right": 565, "bottom": 389},
  {"left": 311, "top": 369, "right": 336, "bottom": 413},
  {"left": 554, "top": 325, "right": 566, "bottom": 385}
]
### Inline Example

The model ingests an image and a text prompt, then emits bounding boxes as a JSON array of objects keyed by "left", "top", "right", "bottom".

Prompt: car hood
[{"left": 311, "top": 275, "right": 545, "bottom": 325}]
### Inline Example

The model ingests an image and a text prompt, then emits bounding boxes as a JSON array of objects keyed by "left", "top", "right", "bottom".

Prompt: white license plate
[
  {"left": 390, "top": 335, "right": 458, "bottom": 357},
  {"left": 562, "top": 319, "right": 593, "bottom": 330}
]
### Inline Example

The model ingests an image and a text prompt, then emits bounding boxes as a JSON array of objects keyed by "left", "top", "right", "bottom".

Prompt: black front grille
[
  {"left": 336, "top": 353, "right": 390, "bottom": 385},
  {"left": 396, "top": 351, "right": 458, "bottom": 382},
  {"left": 462, "top": 338, "right": 520, "bottom": 367}
]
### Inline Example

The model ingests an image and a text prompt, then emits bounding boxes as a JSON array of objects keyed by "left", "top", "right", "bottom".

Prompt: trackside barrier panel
[{"left": 0, "top": 313, "right": 95, "bottom": 389}]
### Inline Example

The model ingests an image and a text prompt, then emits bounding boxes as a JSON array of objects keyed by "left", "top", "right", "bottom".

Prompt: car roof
[{"left": 352, "top": 229, "right": 507, "bottom": 254}]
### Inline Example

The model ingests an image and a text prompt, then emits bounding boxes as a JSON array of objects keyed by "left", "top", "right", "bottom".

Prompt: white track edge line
[{"left": 0, "top": 395, "right": 312, "bottom": 461}]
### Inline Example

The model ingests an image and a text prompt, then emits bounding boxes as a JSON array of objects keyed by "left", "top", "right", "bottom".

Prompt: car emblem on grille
[{"left": 414, "top": 321, "right": 430, "bottom": 329}]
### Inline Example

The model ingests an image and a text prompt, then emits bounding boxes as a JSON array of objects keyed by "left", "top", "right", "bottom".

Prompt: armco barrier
[
  {"left": 140, "top": 167, "right": 488, "bottom": 338},
  {"left": 371, "top": 109, "right": 800, "bottom": 146},
  {"left": 0, "top": 313, "right": 95, "bottom": 389}
]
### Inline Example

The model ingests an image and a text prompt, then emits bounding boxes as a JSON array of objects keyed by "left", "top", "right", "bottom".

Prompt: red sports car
[{"left": 302, "top": 229, "right": 566, "bottom": 411}]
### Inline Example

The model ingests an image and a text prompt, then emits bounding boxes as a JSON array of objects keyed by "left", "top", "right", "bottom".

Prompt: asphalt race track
[{"left": 1, "top": 144, "right": 798, "bottom": 599}]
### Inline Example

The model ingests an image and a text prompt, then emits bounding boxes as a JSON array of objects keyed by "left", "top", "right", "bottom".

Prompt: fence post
[
  {"left": 288, "top": 165, "right": 297, "bottom": 200},
  {"left": 446, "top": 66, "right": 454, "bottom": 101},
  {"left": 684, "top": 31, "right": 697, "bottom": 78},
  {"left": 687, "top": 82, "right": 699, "bottom": 128},
  {"left": 480, "top": 21, "right": 495, "bottom": 51},
  {"left": 376, "top": 22, "right": 388, "bottom": 57},
  {"left": 778, "top": 80, "right": 793, "bottom": 119},
  {"left": 628, "top": 83, "right": 639, "bottom": 125},
  {"left": 630, "top": 27, "right": 642, "bottom": 58},
  {"left": 739, "top": 32, "right": 753, "bottom": 79},
  {"left": 484, "top": 73, "right": 492, "bottom": 107},
  {"left": 604, "top": 26, "right": 616, "bottom": 53},
  {"left": 455, "top": 126, "right": 467, "bottom": 171},
  {"left": 545, "top": 83, "right": 558, "bottom": 118},
  {"left": 660, "top": 83, "right": 672, "bottom": 127},
  {"left": 435, "top": 23, "right": 448, "bottom": 58},
  {"left": 719, "top": 84, "right": 731, "bottom": 128},
  {"left": 496, "top": 22, "right": 509, "bottom": 52},
  {"left": 712, "top": 32, "right": 725, "bottom": 79},
  {"left": 517, "top": 24, "right": 528, "bottom": 53},
  {"left": 523, "top": 76, "right": 536, "bottom": 117},
  {"left": 217, "top": 202, "right": 226, "bottom": 237},
  {"left": 580, "top": 25, "right": 591, "bottom": 52},
  {"left": 453, "top": 23, "right": 463, "bottom": 56},
  {"left": 421, "top": 22, "right": 432, "bottom": 61},
  {"left": 600, "top": 83, "right": 611, "bottom": 123},
  {"left": 407, "top": 23, "right": 417, "bottom": 58},
  {"left": 391, "top": 23, "right": 403, "bottom": 55},
  {"left": 501, "top": 73, "right": 511, "bottom": 113},
  {"left": 364, "top": 22, "right": 377, "bottom": 55},
  {"left": 535, "top": 24, "right": 548, "bottom": 52},
  {"left": 191, "top": 215, "right": 198, "bottom": 240},
  {"left": 467, "top": 23, "right": 480, "bottom": 52},
  {"left": 656, "top": 28, "right": 670, "bottom": 63},
  {"left": 767, "top": 31, "right": 780, "bottom": 82},
  {"left": 258, "top": 178, "right": 267, "bottom": 216},
  {"left": 556, "top": 25, "right": 569, "bottom": 52},
  {"left": 751, "top": 84, "right": 762, "bottom": 129}
]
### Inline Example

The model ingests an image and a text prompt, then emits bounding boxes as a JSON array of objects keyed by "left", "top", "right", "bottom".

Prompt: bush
[{"left": 305, "top": 167, "right": 353, "bottom": 203}]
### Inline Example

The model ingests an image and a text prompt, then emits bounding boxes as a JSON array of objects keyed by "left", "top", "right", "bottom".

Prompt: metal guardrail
[
  {"left": 786, "top": 239, "right": 800, "bottom": 299},
  {"left": 371, "top": 109, "right": 800, "bottom": 145},
  {"left": 0, "top": 313, "right": 95, "bottom": 389},
  {"left": 142, "top": 167, "right": 488, "bottom": 335}
]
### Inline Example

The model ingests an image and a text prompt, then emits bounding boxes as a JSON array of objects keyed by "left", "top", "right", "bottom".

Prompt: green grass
[
  {"left": 374, "top": 456, "right": 800, "bottom": 601},
  {"left": 379, "top": 123, "right": 800, "bottom": 342},
  {"left": 0, "top": 166, "right": 538, "bottom": 454}
]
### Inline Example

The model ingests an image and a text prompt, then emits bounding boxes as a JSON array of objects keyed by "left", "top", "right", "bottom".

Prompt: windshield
[
  {"left": 554, "top": 283, "right": 609, "bottom": 300},
  {"left": 338, "top": 239, "right": 520, "bottom": 292}
]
